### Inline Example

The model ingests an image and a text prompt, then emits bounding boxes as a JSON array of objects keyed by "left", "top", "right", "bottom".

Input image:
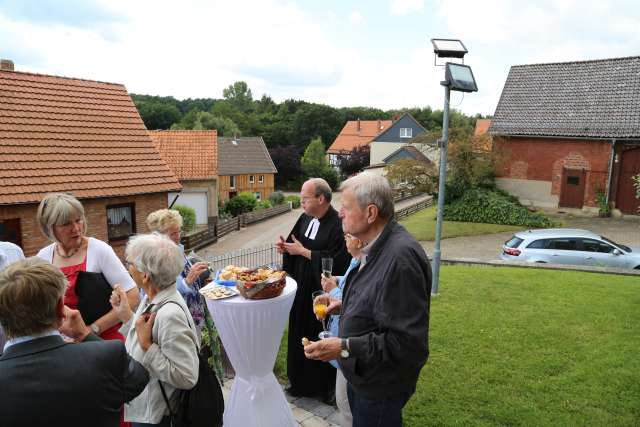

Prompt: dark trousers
[{"left": 347, "top": 383, "right": 414, "bottom": 427}]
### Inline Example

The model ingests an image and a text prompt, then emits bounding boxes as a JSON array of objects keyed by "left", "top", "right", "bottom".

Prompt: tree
[
  {"left": 385, "top": 159, "right": 436, "bottom": 193},
  {"left": 171, "top": 111, "right": 240, "bottom": 136},
  {"left": 223, "top": 81, "right": 253, "bottom": 112},
  {"left": 269, "top": 145, "right": 303, "bottom": 189},
  {"left": 136, "top": 102, "right": 181, "bottom": 129},
  {"left": 338, "top": 145, "right": 370, "bottom": 177},
  {"left": 292, "top": 103, "right": 343, "bottom": 149},
  {"left": 301, "top": 137, "right": 339, "bottom": 189}
]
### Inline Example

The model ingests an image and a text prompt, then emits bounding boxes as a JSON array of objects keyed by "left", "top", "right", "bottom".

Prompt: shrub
[
  {"left": 268, "top": 190, "right": 285, "bottom": 206},
  {"left": 256, "top": 200, "right": 272, "bottom": 210},
  {"left": 173, "top": 204, "right": 196, "bottom": 232},
  {"left": 319, "top": 167, "right": 340, "bottom": 190},
  {"left": 285, "top": 195, "right": 301, "bottom": 208},
  {"left": 443, "top": 188, "right": 557, "bottom": 228},
  {"left": 225, "top": 192, "right": 257, "bottom": 217}
]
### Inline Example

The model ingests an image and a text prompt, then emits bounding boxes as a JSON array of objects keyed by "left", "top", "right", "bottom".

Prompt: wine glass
[
  {"left": 321, "top": 257, "right": 333, "bottom": 279},
  {"left": 312, "top": 290, "right": 332, "bottom": 339}
]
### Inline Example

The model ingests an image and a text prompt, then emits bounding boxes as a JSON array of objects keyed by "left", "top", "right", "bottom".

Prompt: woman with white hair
[
  {"left": 36, "top": 193, "right": 139, "bottom": 340},
  {"left": 110, "top": 233, "right": 199, "bottom": 427},
  {"left": 146, "top": 209, "right": 223, "bottom": 380}
]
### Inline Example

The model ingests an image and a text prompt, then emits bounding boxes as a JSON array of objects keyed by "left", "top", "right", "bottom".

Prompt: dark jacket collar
[
  {"left": 0, "top": 335, "right": 66, "bottom": 361},
  {"left": 364, "top": 219, "right": 396, "bottom": 263}
]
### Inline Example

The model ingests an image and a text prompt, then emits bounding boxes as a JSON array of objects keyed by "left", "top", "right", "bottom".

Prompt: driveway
[{"left": 421, "top": 215, "right": 640, "bottom": 262}]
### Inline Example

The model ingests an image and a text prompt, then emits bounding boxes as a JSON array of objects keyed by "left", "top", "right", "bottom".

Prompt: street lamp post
[{"left": 430, "top": 38, "right": 478, "bottom": 296}]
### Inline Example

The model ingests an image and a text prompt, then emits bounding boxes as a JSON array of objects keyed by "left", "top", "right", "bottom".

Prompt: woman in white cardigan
[
  {"left": 36, "top": 193, "right": 139, "bottom": 342},
  {"left": 110, "top": 233, "right": 199, "bottom": 427}
]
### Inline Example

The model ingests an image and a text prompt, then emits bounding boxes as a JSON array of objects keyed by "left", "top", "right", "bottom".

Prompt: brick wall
[
  {"left": 494, "top": 136, "right": 611, "bottom": 207},
  {"left": 0, "top": 192, "right": 168, "bottom": 258}
]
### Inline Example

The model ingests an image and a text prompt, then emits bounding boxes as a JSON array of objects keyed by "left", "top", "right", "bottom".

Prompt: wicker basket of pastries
[{"left": 235, "top": 268, "right": 287, "bottom": 300}]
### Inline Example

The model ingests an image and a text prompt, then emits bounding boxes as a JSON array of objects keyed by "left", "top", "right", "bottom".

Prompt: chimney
[
  {"left": 0, "top": 59, "right": 14, "bottom": 71},
  {"left": 357, "top": 118, "right": 361, "bottom": 132}
]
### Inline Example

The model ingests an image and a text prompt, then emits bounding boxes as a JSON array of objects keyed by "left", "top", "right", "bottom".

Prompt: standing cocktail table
[{"left": 206, "top": 277, "right": 297, "bottom": 427}]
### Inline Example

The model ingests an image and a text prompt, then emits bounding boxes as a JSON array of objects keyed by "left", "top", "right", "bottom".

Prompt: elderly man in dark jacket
[{"left": 304, "top": 173, "right": 431, "bottom": 427}]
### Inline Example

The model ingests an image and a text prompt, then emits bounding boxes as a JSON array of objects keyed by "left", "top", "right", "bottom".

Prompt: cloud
[
  {"left": 349, "top": 10, "right": 364, "bottom": 25},
  {"left": 391, "top": 0, "right": 425, "bottom": 16},
  {"left": 0, "top": 0, "right": 123, "bottom": 27}
]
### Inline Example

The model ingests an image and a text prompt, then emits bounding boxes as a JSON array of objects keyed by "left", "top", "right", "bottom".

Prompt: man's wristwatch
[
  {"left": 90, "top": 323, "right": 101, "bottom": 335},
  {"left": 340, "top": 338, "right": 350, "bottom": 358}
]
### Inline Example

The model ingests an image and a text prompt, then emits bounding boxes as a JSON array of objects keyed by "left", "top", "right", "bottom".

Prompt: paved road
[{"left": 199, "top": 192, "right": 432, "bottom": 257}]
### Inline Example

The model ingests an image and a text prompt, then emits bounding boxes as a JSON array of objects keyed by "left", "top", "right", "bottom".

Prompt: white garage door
[{"left": 168, "top": 192, "right": 208, "bottom": 225}]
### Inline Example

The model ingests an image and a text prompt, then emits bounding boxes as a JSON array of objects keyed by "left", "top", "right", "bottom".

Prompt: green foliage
[
  {"left": 224, "top": 192, "right": 258, "bottom": 217},
  {"left": 136, "top": 101, "right": 181, "bottom": 130},
  {"left": 595, "top": 188, "right": 611, "bottom": 217},
  {"left": 223, "top": 81, "right": 253, "bottom": 113},
  {"left": 285, "top": 195, "right": 301, "bottom": 208},
  {"left": 171, "top": 110, "right": 240, "bottom": 137},
  {"left": 255, "top": 200, "right": 272, "bottom": 210},
  {"left": 385, "top": 158, "right": 437, "bottom": 193},
  {"left": 173, "top": 204, "right": 196, "bottom": 232},
  {"left": 633, "top": 174, "right": 640, "bottom": 204},
  {"left": 300, "top": 137, "right": 339, "bottom": 189},
  {"left": 268, "top": 190, "right": 285, "bottom": 206},
  {"left": 443, "top": 188, "right": 558, "bottom": 228}
]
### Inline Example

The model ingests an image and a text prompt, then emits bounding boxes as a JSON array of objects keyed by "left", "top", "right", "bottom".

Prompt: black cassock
[{"left": 282, "top": 206, "right": 350, "bottom": 397}]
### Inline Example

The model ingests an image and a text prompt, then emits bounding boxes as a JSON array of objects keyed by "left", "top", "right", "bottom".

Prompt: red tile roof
[
  {"left": 326, "top": 120, "right": 392, "bottom": 154},
  {"left": 0, "top": 68, "right": 181, "bottom": 205},
  {"left": 149, "top": 130, "right": 218, "bottom": 181},
  {"left": 474, "top": 119, "right": 491, "bottom": 136}
]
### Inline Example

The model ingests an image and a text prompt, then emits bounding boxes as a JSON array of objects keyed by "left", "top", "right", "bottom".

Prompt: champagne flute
[
  {"left": 321, "top": 257, "right": 333, "bottom": 279},
  {"left": 312, "top": 290, "right": 332, "bottom": 339}
]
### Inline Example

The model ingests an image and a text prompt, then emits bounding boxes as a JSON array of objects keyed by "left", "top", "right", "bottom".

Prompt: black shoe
[
  {"left": 321, "top": 391, "right": 336, "bottom": 407},
  {"left": 285, "top": 386, "right": 303, "bottom": 397}
]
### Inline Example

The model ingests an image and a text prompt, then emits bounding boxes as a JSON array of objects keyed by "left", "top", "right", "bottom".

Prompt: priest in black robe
[{"left": 277, "top": 178, "right": 350, "bottom": 399}]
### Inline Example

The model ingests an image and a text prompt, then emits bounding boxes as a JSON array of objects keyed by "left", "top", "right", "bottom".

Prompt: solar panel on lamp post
[{"left": 430, "top": 38, "right": 478, "bottom": 296}]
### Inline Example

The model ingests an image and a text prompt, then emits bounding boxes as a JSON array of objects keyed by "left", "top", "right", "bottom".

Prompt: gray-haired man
[{"left": 305, "top": 173, "right": 431, "bottom": 427}]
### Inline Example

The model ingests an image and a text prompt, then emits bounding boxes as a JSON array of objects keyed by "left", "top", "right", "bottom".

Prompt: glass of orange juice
[{"left": 312, "top": 290, "right": 332, "bottom": 339}]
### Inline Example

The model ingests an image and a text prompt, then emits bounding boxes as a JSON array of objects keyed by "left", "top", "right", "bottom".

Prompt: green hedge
[
  {"left": 285, "top": 195, "right": 301, "bottom": 208},
  {"left": 443, "top": 188, "right": 557, "bottom": 228},
  {"left": 225, "top": 192, "right": 258, "bottom": 217},
  {"left": 173, "top": 204, "right": 196, "bottom": 232}
]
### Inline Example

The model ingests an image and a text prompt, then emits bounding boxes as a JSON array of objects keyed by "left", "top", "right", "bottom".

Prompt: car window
[
  {"left": 547, "top": 238, "right": 578, "bottom": 251},
  {"left": 581, "top": 239, "right": 614, "bottom": 253},
  {"left": 505, "top": 236, "right": 523, "bottom": 248},
  {"left": 526, "top": 239, "right": 548, "bottom": 249},
  {"left": 601, "top": 236, "right": 630, "bottom": 252}
]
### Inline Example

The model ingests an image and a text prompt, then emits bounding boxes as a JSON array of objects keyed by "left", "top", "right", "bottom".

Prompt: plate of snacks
[
  {"left": 214, "top": 265, "right": 249, "bottom": 286},
  {"left": 199, "top": 283, "right": 238, "bottom": 300}
]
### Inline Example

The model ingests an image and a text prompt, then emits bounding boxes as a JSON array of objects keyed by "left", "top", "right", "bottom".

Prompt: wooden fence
[
  {"left": 394, "top": 196, "right": 433, "bottom": 220},
  {"left": 181, "top": 203, "right": 292, "bottom": 252}
]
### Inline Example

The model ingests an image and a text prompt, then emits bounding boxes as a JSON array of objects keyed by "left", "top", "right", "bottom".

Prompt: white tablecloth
[{"left": 206, "top": 277, "right": 297, "bottom": 427}]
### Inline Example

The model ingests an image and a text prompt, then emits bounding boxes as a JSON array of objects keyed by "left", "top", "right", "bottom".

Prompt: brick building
[
  {"left": 149, "top": 130, "right": 219, "bottom": 226},
  {"left": 490, "top": 56, "right": 640, "bottom": 214},
  {"left": 0, "top": 59, "right": 181, "bottom": 257}
]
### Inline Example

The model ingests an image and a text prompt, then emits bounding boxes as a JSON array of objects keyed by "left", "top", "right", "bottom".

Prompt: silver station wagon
[{"left": 501, "top": 229, "right": 640, "bottom": 269}]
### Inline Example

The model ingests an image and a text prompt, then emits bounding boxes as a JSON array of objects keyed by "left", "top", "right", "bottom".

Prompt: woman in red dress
[{"left": 36, "top": 193, "right": 140, "bottom": 427}]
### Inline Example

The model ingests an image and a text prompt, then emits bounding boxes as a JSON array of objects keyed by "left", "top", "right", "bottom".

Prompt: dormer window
[{"left": 400, "top": 128, "right": 412, "bottom": 138}]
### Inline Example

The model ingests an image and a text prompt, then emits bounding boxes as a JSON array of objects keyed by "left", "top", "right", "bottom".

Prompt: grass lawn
[
  {"left": 275, "top": 266, "right": 640, "bottom": 426},
  {"left": 400, "top": 206, "right": 525, "bottom": 241}
]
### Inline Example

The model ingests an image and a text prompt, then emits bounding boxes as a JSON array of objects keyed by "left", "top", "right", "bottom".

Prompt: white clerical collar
[{"left": 304, "top": 218, "right": 321, "bottom": 240}]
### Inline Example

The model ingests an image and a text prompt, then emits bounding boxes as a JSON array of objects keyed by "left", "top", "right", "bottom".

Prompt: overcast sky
[{"left": 1, "top": 0, "right": 639, "bottom": 116}]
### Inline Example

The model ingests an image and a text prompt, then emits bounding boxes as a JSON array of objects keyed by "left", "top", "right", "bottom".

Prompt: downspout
[{"left": 605, "top": 139, "right": 616, "bottom": 204}]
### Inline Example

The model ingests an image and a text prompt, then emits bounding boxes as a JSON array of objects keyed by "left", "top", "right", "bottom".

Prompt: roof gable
[
  {"left": 217, "top": 137, "right": 277, "bottom": 175},
  {"left": 383, "top": 145, "right": 432, "bottom": 164},
  {"left": 326, "top": 119, "right": 392, "bottom": 154},
  {"left": 489, "top": 56, "right": 640, "bottom": 139},
  {"left": 0, "top": 68, "right": 181, "bottom": 205},
  {"left": 149, "top": 130, "right": 218, "bottom": 181},
  {"left": 372, "top": 112, "right": 427, "bottom": 143}
]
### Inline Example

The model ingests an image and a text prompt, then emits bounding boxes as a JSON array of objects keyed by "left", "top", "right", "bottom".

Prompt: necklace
[{"left": 56, "top": 244, "right": 80, "bottom": 259}]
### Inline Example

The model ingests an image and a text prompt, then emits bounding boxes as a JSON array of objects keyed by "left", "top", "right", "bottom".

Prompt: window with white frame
[
  {"left": 107, "top": 203, "right": 135, "bottom": 241},
  {"left": 400, "top": 128, "right": 413, "bottom": 138},
  {"left": 259, "top": 175, "right": 264, "bottom": 183},
  {"left": 249, "top": 175, "right": 255, "bottom": 184},
  {"left": 229, "top": 175, "right": 236, "bottom": 188}
]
